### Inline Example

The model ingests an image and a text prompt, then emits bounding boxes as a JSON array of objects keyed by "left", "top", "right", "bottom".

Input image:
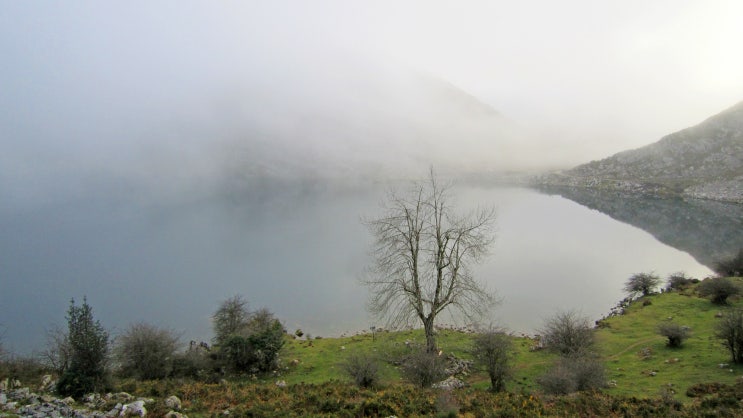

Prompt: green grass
[
  {"left": 278, "top": 327, "right": 556, "bottom": 394},
  {"left": 597, "top": 281, "right": 743, "bottom": 401},
  {"left": 276, "top": 278, "right": 743, "bottom": 403}
]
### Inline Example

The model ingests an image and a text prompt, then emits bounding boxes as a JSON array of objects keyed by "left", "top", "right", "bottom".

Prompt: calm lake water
[{"left": 1, "top": 181, "right": 724, "bottom": 353}]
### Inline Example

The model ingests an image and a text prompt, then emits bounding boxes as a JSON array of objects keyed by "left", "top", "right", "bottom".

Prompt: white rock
[
  {"left": 120, "top": 400, "right": 147, "bottom": 417},
  {"left": 165, "top": 395, "right": 182, "bottom": 410}
]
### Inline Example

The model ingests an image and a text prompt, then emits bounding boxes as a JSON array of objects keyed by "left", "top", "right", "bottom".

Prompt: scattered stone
[
  {"left": 638, "top": 347, "right": 653, "bottom": 360},
  {"left": 649, "top": 371, "right": 657, "bottom": 377},
  {"left": 444, "top": 354, "right": 473, "bottom": 376},
  {"left": 0, "top": 392, "right": 6, "bottom": 405},
  {"left": 165, "top": 411, "right": 188, "bottom": 418},
  {"left": 716, "top": 311, "right": 724, "bottom": 318},
  {"left": 275, "top": 380, "right": 287, "bottom": 388},
  {"left": 719, "top": 363, "right": 730, "bottom": 368}
]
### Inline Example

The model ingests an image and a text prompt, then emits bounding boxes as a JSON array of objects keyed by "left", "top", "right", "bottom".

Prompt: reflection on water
[{"left": 538, "top": 186, "right": 743, "bottom": 269}]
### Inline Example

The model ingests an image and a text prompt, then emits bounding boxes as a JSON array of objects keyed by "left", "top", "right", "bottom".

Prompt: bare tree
[
  {"left": 472, "top": 330, "right": 512, "bottom": 392},
  {"left": 115, "top": 322, "right": 181, "bottom": 380},
  {"left": 540, "top": 310, "right": 595, "bottom": 356},
  {"left": 39, "top": 324, "right": 72, "bottom": 375},
  {"left": 212, "top": 295, "right": 251, "bottom": 345},
  {"left": 623, "top": 272, "right": 661, "bottom": 297},
  {"left": 364, "top": 170, "right": 496, "bottom": 352}
]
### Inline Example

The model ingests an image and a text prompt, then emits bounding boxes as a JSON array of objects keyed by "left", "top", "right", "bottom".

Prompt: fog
[
  {"left": 1, "top": 2, "right": 742, "bottom": 352},
  {"left": 4, "top": 1, "right": 743, "bottom": 197}
]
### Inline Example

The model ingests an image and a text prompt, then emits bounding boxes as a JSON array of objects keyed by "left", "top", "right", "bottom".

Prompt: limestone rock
[
  {"left": 165, "top": 395, "right": 182, "bottom": 410},
  {"left": 120, "top": 400, "right": 147, "bottom": 417},
  {"left": 432, "top": 376, "right": 465, "bottom": 390}
]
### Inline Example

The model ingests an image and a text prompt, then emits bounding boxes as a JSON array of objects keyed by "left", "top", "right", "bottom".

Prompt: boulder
[
  {"left": 120, "top": 400, "right": 147, "bottom": 417},
  {"left": 108, "top": 392, "right": 135, "bottom": 403},
  {"left": 164, "top": 411, "right": 188, "bottom": 418},
  {"left": 165, "top": 395, "right": 182, "bottom": 410},
  {"left": 39, "top": 374, "right": 54, "bottom": 392}
]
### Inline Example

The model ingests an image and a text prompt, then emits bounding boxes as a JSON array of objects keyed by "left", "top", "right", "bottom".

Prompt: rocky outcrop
[
  {"left": 0, "top": 386, "right": 186, "bottom": 418},
  {"left": 535, "top": 101, "right": 743, "bottom": 204},
  {"left": 432, "top": 376, "right": 465, "bottom": 390}
]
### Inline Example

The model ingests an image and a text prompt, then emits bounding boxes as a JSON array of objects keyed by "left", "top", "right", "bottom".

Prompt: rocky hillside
[{"left": 536, "top": 101, "right": 743, "bottom": 203}]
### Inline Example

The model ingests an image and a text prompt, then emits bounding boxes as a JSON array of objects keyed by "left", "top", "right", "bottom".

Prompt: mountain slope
[{"left": 537, "top": 101, "right": 743, "bottom": 203}]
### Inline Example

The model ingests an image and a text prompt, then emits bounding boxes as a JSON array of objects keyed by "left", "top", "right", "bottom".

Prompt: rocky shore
[{"left": 0, "top": 378, "right": 185, "bottom": 418}]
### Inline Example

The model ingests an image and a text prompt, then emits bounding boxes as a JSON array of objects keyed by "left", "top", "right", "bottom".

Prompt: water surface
[{"left": 0, "top": 182, "right": 715, "bottom": 353}]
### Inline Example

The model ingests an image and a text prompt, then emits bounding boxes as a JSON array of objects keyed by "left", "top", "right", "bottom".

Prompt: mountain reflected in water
[{"left": 538, "top": 186, "right": 743, "bottom": 269}]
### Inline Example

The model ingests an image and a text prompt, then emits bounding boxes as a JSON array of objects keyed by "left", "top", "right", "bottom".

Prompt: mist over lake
[{"left": 1, "top": 180, "right": 714, "bottom": 354}]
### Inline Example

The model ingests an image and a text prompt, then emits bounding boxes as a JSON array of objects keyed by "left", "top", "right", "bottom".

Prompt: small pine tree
[{"left": 56, "top": 298, "right": 109, "bottom": 398}]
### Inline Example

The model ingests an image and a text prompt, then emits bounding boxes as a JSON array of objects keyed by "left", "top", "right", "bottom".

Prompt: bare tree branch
[{"left": 363, "top": 170, "right": 497, "bottom": 352}]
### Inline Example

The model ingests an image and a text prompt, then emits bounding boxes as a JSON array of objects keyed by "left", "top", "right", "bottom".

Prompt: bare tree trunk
[{"left": 423, "top": 316, "right": 437, "bottom": 353}]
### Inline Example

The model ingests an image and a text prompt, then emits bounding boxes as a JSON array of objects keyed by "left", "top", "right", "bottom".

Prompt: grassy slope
[
  {"left": 597, "top": 282, "right": 743, "bottom": 401},
  {"left": 280, "top": 328, "right": 556, "bottom": 392},
  {"left": 278, "top": 279, "right": 743, "bottom": 402}
]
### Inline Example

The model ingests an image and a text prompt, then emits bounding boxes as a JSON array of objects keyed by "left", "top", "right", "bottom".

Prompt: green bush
[
  {"left": 715, "top": 249, "right": 743, "bottom": 277},
  {"left": 342, "top": 352, "right": 380, "bottom": 388},
  {"left": 171, "top": 349, "right": 212, "bottom": 379},
  {"left": 538, "top": 355, "right": 606, "bottom": 395},
  {"left": 0, "top": 354, "right": 49, "bottom": 385},
  {"left": 666, "top": 272, "right": 697, "bottom": 291},
  {"left": 699, "top": 277, "right": 740, "bottom": 304},
  {"left": 657, "top": 322, "right": 690, "bottom": 348},
  {"left": 211, "top": 298, "right": 285, "bottom": 374},
  {"left": 401, "top": 350, "right": 447, "bottom": 388}
]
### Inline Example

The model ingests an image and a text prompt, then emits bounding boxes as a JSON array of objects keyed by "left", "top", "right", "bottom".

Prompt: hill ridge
[{"left": 535, "top": 100, "right": 743, "bottom": 203}]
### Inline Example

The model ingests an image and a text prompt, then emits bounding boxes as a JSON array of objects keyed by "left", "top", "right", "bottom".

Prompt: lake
[{"left": 1, "top": 180, "right": 730, "bottom": 354}]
